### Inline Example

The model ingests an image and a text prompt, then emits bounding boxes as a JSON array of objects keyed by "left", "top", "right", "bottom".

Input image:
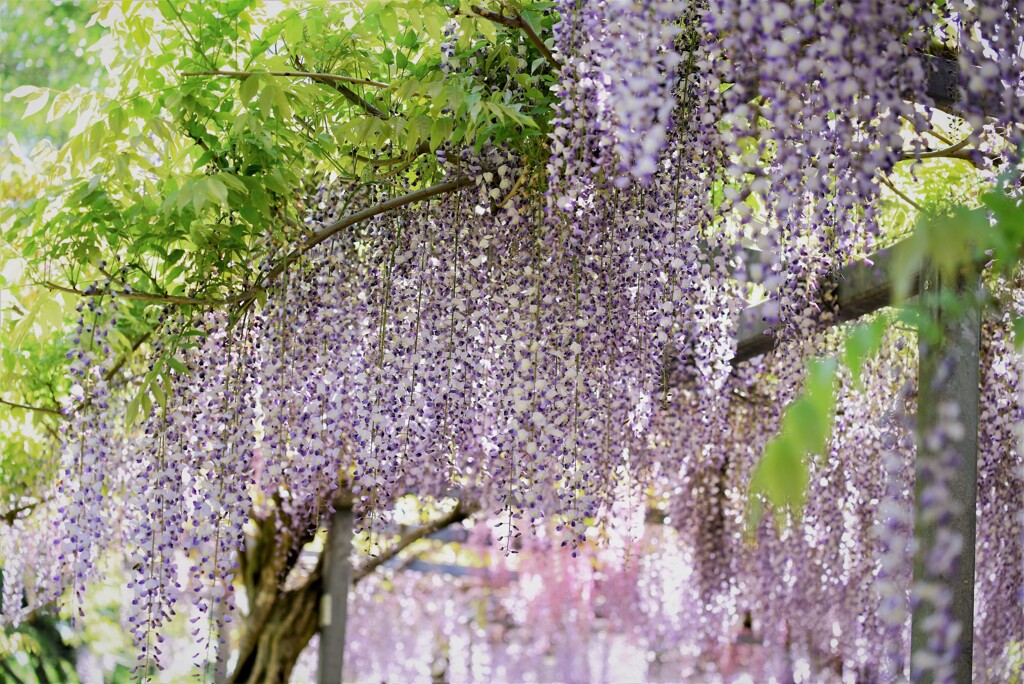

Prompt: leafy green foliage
[
  {"left": 0, "top": 32, "right": 566, "bottom": 673},
  {"left": 892, "top": 153, "right": 1023, "bottom": 346},
  {"left": 0, "top": 613, "right": 80, "bottom": 683},
  {"left": 0, "top": 0, "right": 107, "bottom": 145},
  {"left": 0, "top": 0, "right": 560, "bottom": 453}
]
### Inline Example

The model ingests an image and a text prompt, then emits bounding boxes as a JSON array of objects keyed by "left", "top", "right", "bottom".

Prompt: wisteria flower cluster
[{"left": 1, "top": 2, "right": 1022, "bottom": 681}]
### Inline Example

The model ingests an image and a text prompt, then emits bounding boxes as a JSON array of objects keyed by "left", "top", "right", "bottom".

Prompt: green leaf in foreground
[
  {"left": 844, "top": 316, "right": 888, "bottom": 389},
  {"left": 748, "top": 358, "right": 838, "bottom": 530}
]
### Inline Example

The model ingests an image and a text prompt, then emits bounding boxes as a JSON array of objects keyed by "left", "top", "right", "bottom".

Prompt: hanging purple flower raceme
[
  {"left": 171, "top": 315, "right": 259, "bottom": 670},
  {"left": 548, "top": 0, "right": 616, "bottom": 213},
  {"left": 254, "top": 182, "right": 381, "bottom": 528},
  {"left": 974, "top": 277, "right": 1024, "bottom": 680},
  {"left": 697, "top": 0, "right": 940, "bottom": 418},
  {"left": 911, "top": 400, "right": 966, "bottom": 682},
  {"left": 600, "top": 0, "right": 685, "bottom": 185},
  {"left": 0, "top": 496, "right": 65, "bottom": 628},
  {"left": 944, "top": 1, "right": 1024, "bottom": 158},
  {"left": 266, "top": 253, "right": 352, "bottom": 533},
  {"left": 52, "top": 295, "right": 124, "bottom": 620},
  {"left": 873, "top": 434, "right": 916, "bottom": 680},
  {"left": 0, "top": 528, "right": 27, "bottom": 626},
  {"left": 348, "top": 201, "right": 425, "bottom": 522},
  {"left": 650, "top": 322, "right": 929, "bottom": 675},
  {"left": 120, "top": 384, "right": 187, "bottom": 673},
  {"left": 251, "top": 281, "right": 294, "bottom": 504},
  {"left": 861, "top": 343, "right": 917, "bottom": 680}
]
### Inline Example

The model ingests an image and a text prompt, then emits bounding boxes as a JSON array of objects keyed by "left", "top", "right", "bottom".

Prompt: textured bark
[
  {"left": 229, "top": 507, "right": 321, "bottom": 684},
  {"left": 228, "top": 571, "right": 322, "bottom": 684},
  {"left": 224, "top": 500, "right": 475, "bottom": 684}
]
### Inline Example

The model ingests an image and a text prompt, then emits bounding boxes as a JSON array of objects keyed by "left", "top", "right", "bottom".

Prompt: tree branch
[
  {"left": 353, "top": 501, "right": 478, "bottom": 584},
  {"left": 42, "top": 281, "right": 224, "bottom": 307},
  {"left": 880, "top": 174, "right": 923, "bottom": 211},
  {"left": 242, "top": 175, "right": 475, "bottom": 300},
  {"left": 469, "top": 5, "right": 559, "bottom": 69},
  {"left": 314, "top": 79, "right": 390, "bottom": 120},
  {"left": 1, "top": 498, "right": 49, "bottom": 525},
  {"left": 0, "top": 396, "right": 64, "bottom": 417},
  {"left": 182, "top": 69, "right": 390, "bottom": 89},
  {"left": 290, "top": 57, "right": 390, "bottom": 120},
  {"left": 39, "top": 176, "right": 475, "bottom": 311},
  {"left": 352, "top": 141, "right": 432, "bottom": 166},
  {"left": 897, "top": 135, "right": 990, "bottom": 170},
  {"left": 103, "top": 330, "right": 153, "bottom": 383}
]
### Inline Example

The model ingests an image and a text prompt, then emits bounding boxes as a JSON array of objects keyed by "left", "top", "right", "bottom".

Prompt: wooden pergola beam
[{"left": 732, "top": 244, "right": 909, "bottom": 364}]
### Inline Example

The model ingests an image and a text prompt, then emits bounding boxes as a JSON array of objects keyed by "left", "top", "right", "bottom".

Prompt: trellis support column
[
  {"left": 911, "top": 265, "right": 981, "bottom": 683},
  {"left": 318, "top": 505, "right": 354, "bottom": 684}
]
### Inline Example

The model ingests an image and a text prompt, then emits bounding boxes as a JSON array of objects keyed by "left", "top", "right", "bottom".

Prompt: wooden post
[
  {"left": 318, "top": 506, "right": 354, "bottom": 684},
  {"left": 911, "top": 266, "right": 981, "bottom": 683}
]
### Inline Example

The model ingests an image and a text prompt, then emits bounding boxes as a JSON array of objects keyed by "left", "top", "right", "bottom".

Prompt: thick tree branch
[
  {"left": 902, "top": 147, "right": 986, "bottom": 166},
  {"left": 182, "top": 69, "right": 390, "bottom": 89},
  {"left": 243, "top": 175, "right": 475, "bottom": 300},
  {"left": 311, "top": 78, "right": 390, "bottom": 119},
  {"left": 353, "top": 501, "right": 478, "bottom": 584},
  {"left": 897, "top": 135, "right": 990, "bottom": 170},
  {"left": 0, "top": 396, "right": 64, "bottom": 417},
  {"left": 43, "top": 281, "right": 224, "bottom": 307},
  {"left": 352, "top": 140, "right": 432, "bottom": 166},
  {"left": 38, "top": 176, "right": 475, "bottom": 311},
  {"left": 469, "top": 5, "right": 559, "bottom": 69},
  {"left": 103, "top": 330, "right": 153, "bottom": 383},
  {"left": 1, "top": 499, "right": 48, "bottom": 525}
]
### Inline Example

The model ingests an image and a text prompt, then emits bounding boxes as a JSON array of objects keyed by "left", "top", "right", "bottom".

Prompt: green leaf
[
  {"left": 10, "top": 296, "right": 46, "bottom": 349},
  {"left": 126, "top": 391, "right": 142, "bottom": 427},
  {"left": 429, "top": 117, "right": 453, "bottom": 152},
  {"left": 188, "top": 179, "right": 209, "bottom": 213},
  {"left": 282, "top": 11, "right": 304, "bottom": 45},
  {"left": 140, "top": 389, "right": 152, "bottom": 419},
  {"left": 23, "top": 90, "right": 50, "bottom": 119},
  {"left": 8, "top": 85, "right": 40, "bottom": 99},
  {"left": 422, "top": 6, "right": 443, "bottom": 40},
  {"left": 240, "top": 74, "right": 260, "bottom": 103},
  {"left": 805, "top": 357, "right": 838, "bottom": 407},
  {"left": 784, "top": 399, "right": 825, "bottom": 455},
  {"left": 217, "top": 173, "right": 248, "bottom": 194},
  {"left": 477, "top": 15, "right": 497, "bottom": 43},
  {"left": 408, "top": 114, "right": 432, "bottom": 152},
  {"left": 379, "top": 6, "right": 399, "bottom": 37},
  {"left": 271, "top": 85, "right": 292, "bottom": 118},
  {"left": 747, "top": 357, "right": 837, "bottom": 530},
  {"left": 107, "top": 329, "right": 134, "bottom": 357},
  {"left": 259, "top": 85, "right": 276, "bottom": 119},
  {"left": 844, "top": 317, "right": 888, "bottom": 388},
  {"left": 206, "top": 176, "right": 229, "bottom": 208},
  {"left": 748, "top": 434, "right": 808, "bottom": 529},
  {"left": 265, "top": 168, "right": 290, "bottom": 195}
]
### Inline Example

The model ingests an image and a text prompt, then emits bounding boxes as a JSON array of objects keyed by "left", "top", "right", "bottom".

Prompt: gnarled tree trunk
[
  {"left": 225, "top": 499, "right": 474, "bottom": 684},
  {"left": 227, "top": 570, "right": 322, "bottom": 684},
  {"left": 227, "top": 506, "right": 324, "bottom": 684}
]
